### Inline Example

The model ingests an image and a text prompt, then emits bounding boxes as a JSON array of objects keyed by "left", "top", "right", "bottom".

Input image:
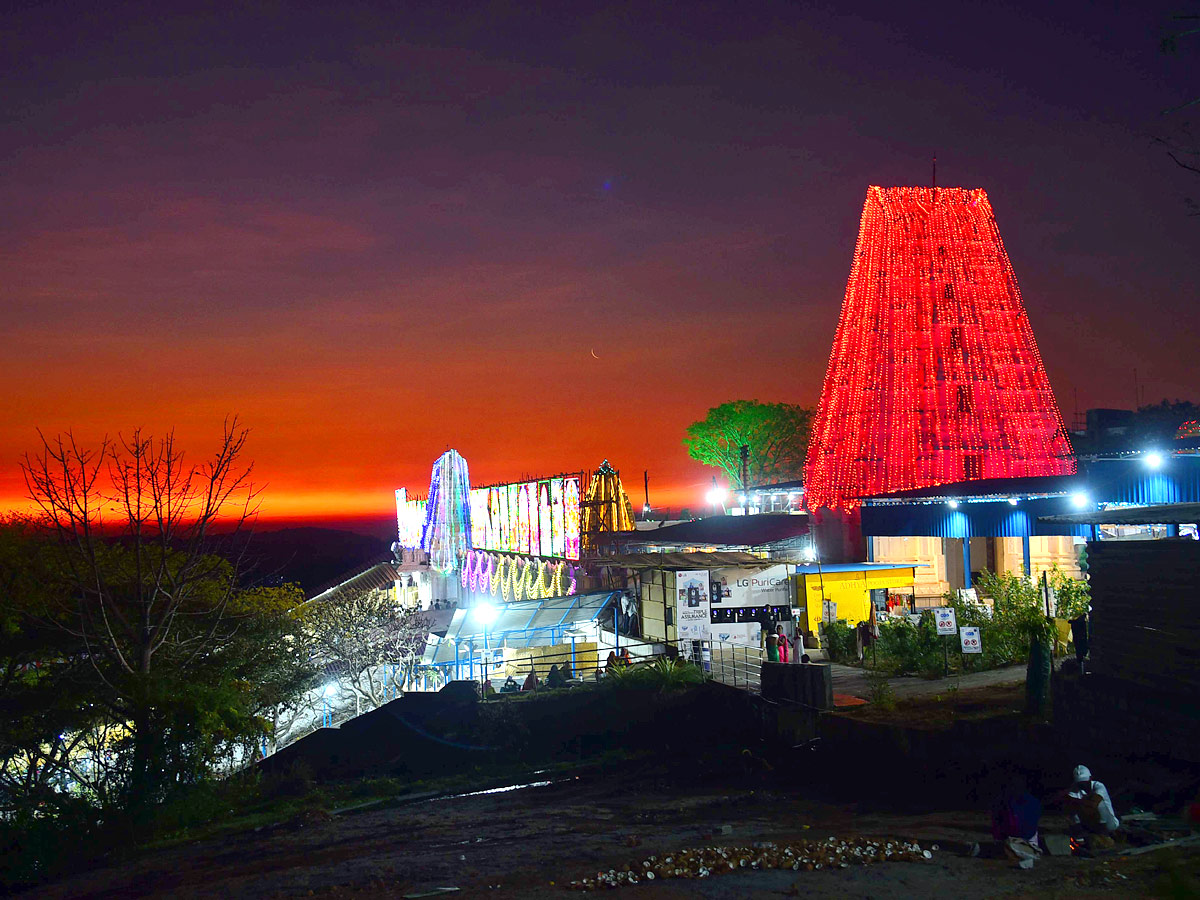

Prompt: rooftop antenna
[{"left": 932, "top": 154, "right": 937, "bottom": 188}]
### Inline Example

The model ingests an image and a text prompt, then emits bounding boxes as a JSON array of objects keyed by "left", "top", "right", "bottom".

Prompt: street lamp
[
  {"left": 705, "top": 479, "right": 727, "bottom": 515},
  {"left": 1070, "top": 492, "right": 1091, "bottom": 509},
  {"left": 1144, "top": 451, "right": 1164, "bottom": 470},
  {"left": 472, "top": 601, "right": 500, "bottom": 693}
]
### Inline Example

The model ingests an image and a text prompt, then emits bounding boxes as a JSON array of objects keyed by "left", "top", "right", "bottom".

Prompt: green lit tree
[{"left": 683, "top": 401, "right": 813, "bottom": 488}]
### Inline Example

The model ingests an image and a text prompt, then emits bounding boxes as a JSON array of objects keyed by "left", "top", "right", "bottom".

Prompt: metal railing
[{"left": 674, "top": 639, "right": 763, "bottom": 694}]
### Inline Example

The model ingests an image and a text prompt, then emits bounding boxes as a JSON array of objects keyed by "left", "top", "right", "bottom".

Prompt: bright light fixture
[
  {"left": 472, "top": 600, "right": 499, "bottom": 627},
  {"left": 323, "top": 683, "right": 338, "bottom": 698},
  {"left": 1008, "top": 497, "right": 1019, "bottom": 506},
  {"left": 705, "top": 487, "right": 727, "bottom": 506},
  {"left": 1070, "top": 492, "right": 1090, "bottom": 509},
  {"left": 947, "top": 499, "right": 959, "bottom": 510},
  {"left": 803, "top": 545, "right": 817, "bottom": 562},
  {"left": 1144, "top": 451, "right": 1164, "bottom": 470}
]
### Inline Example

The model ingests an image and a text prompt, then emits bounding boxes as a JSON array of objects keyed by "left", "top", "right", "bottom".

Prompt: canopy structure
[
  {"left": 422, "top": 590, "right": 621, "bottom": 666},
  {"left": 1039, "top": 502, "right": 1200, "bottom": 526}
]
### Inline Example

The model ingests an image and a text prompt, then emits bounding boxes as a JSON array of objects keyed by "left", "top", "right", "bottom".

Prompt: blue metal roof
[
  {"left": 422, "top": 590, "right": 620, "bottom": 665},
  {"left": 860, "top": 456, "right": 1200, "bottom": 538}
]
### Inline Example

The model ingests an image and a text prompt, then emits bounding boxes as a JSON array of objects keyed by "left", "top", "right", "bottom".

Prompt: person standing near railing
[{"left": 766, "top": 628, "right": 780, "bottom": 662}]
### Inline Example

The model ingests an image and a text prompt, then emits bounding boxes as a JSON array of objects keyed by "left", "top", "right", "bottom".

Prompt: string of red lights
[{"left": 803, "top": 186, "right": 1076, "bottom": 510}]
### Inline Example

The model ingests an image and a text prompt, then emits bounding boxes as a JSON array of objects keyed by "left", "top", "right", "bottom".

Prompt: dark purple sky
[{"left": 2, "top": 0, "right": 1196, "bottom": 518}]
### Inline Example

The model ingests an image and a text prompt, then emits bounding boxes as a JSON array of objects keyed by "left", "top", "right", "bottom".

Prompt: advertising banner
[
  {"left": 710, "top": 565, "right": 790, "bottom": 609},
  {"left": 675, "top": 570, "right": 711, "bottom": 640},
  {"left": 711, "top": 621, "right": 761, "bottom": 647}
]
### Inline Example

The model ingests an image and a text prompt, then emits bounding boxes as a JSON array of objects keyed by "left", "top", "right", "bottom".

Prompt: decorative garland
[{"left": 460, "top": 550, "right": 579, "bottom": 601}]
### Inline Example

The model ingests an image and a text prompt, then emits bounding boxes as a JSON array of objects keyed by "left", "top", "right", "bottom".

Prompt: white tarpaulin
[
  {"left": 676, "top": 569, "right": 711, "bottom": 640},
  {"left": 711, "top": 564, "right": 790, "bottom": 608},
  {"left": 711, "top": 621, "right": 761, "bottom": 647}
]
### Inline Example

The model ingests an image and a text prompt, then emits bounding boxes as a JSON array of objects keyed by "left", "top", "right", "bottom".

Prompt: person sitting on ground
[
  {"left": 559, "top": 657, "right": 572, "bottom": 680},
  {"left": 546, "top": 664, "right": 565, "bottom": 689},
  {"left": 500, "top": 675, "right": 519, "bottom": 693},
  {"left": 618, "top": 648, "right": 633, "bottom": 668},
  {"left": 482, "top": 679, "right": 496, "bottom": 698},
  {"left": 604, "top": 650, "right": 618, "bottom": 674},
  {"left": 1061, "top": 765, "right": 1119, "bottom": 836},
  {"left": 521, "top": 669, "right": 539, "bottom": 691},
  {"left": 799, "top": 653, "right": 812, "bottom": 664},
  {"left": 966, "top": 772, "right": 1042, "bottom": 868}
]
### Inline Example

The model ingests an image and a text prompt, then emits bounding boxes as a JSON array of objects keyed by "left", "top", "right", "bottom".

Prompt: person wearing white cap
[{"left": 1065, "top": 764, "right": 1119, "bottom": 834}]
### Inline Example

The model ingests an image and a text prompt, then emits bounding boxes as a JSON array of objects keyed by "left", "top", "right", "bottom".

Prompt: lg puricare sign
[{"left": 710, "top": 565, "right": 790, "bottom": 608}]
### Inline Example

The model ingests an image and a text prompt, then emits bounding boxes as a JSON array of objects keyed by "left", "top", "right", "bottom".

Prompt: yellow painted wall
[{"left": 799, "top": 567, "right": 916, "bottom": 638}]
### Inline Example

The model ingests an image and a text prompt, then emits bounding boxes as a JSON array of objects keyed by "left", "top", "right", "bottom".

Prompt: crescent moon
[{"left": 590, "top": 348, "right": 600, "bottom": 359}]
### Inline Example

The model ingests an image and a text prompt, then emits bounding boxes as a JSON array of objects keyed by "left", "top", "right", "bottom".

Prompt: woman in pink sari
[{"left": 776, "top": 624, "right": 791, "bottom": 663}]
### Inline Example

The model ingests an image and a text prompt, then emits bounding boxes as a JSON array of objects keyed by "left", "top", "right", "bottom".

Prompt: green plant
[
  {"left": 875, "top": 615, "right": 942, "bottom": 676},
  {"left": 821, "top": 622, "right": 856, "bottom": 663},
  {"left": 1048, "top": 566, "right": 1090, "bottom": 620},
  {"left": 864, "top": 668, "right": 896, "bottom": 711},
  {"left": 602, "top": 656, "right": 705, "bottom": 691}
]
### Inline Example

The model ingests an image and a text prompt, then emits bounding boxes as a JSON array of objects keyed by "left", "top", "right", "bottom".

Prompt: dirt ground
[{"left": 36, "top": 756, "right": 1197, "bottom": 899}]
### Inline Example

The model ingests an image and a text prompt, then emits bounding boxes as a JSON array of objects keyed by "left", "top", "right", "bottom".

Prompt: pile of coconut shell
[{"left": 568, "top": 837, "right": 934, "bottom": 891}]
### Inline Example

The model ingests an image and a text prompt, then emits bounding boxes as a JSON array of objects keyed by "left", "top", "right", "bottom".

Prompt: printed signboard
[
  {"left": 676, "top": 570, "right": 711, "bottom": 640},
  {"left": 959, "top": 626, "right": 982, "bottom": 654},
  {"left": 710, "top": 565, "right": 790, "bottom": 609},
  {"left": 934, "top": 607, "right": 958, "bottom": 636}
]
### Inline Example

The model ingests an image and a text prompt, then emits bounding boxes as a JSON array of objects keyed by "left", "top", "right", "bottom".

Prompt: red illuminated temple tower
[{"left": 803, "top": 186, "right": 1076, "bottom": 511}]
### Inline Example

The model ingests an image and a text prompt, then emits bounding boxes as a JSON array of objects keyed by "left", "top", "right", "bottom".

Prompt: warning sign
[
  {"left": 959, "top": 626, "right": 982, "bottom": 654},
  {"left": 934, "top": 607, "right": 957, "bottom": 636}
]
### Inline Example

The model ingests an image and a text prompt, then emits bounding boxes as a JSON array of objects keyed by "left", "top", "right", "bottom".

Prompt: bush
[
  {"left": 821, "top": 622, "right": 856, "bottom": 663},
  {"left": 603, "top": 656, "right": 705, "bottom": 691},
  {"left": 1048, "top": 566, "right": 1090, "bottom": 620},
  {"left": 875, "top": 616, "right": 944, "bottom": 678}
]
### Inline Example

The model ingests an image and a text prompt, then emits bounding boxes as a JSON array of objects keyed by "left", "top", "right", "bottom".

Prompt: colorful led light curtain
[
  {"left": 420, "top": 449, "right": 473, "bottom": 572},
  {"left": 803, "top": 186, "right": 1075, "bottom": 510},
  {"left": 460, "top": 550, "right": 578, "bottom": 601}
]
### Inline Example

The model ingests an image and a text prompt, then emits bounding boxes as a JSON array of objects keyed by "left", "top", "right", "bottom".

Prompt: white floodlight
[
  {"left": 1144, "top": 451, "right": 1164, "bottom": 470},
  {"left": 323, "top": 683, "right": 338, "bottom": 698},
  {"left": 472, "top": 600, "right": 499, "bottom": 627},
  {"left": 1008, "top": 497, "right": 1019, "bottom": 506},
  {"left": 705, "top": 486, "right": 728, "bottom": 507},
  {"left": 1070, "top": 492, "right": 1090, "bottom": 509},
  {"left": 803, "top": 545, "right": 817, "bottom": 562},
  {"left": 947, "top": 499, "right": 959, "bottom": 510}
]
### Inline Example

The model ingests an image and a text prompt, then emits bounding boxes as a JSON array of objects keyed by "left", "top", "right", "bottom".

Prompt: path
[{"left": 828, "top": 661, "right": 1027, "bottom": 701}]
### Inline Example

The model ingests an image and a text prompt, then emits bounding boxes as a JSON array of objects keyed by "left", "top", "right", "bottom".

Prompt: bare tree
[
  {"left": 303, "top": 587, "right": 432, "bottom": 717},
  {"left": 21, "top": 419, "right": 265, "bottom": 811}
]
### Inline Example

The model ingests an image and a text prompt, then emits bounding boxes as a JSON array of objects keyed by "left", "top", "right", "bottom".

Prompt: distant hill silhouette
[{"left": 240, "top": 527, "right": 391, "bottom": 595}]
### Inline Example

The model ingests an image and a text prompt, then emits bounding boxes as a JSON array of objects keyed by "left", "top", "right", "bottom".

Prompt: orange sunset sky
[{"left": 2, "top": 3, "right": 1196, "bottom": 531}]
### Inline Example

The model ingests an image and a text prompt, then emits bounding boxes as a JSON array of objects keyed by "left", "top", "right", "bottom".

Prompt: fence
[{"left": 675, "top": 639, "right": 763, "bottom": 694}]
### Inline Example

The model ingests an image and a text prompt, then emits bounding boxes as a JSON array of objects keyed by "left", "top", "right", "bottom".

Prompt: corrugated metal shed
[{"left": 862, "top": 456, "right": 1200, "bottom": 538}]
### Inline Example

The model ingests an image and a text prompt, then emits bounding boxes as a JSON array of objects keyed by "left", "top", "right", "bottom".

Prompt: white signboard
[
  {"left": 675, "top": 570, "right": 711, "bottom": 640},
  {"left": 822, "top": 600, "right": 838, "bottom": 623},
  {"left": 959, "top": 626, "right": 982, "bottom": 654},
  {"left": 934, "top": 607, "right": 958, "bottom": 636},
  {"left": 710, "top": 565, "right": 790, "bottom": 608},
  {"left": 712, "top": 622, "right": 761, "bottom": 648}
]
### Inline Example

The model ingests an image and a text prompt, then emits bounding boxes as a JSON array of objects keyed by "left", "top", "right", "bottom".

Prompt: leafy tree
[
  {"left": 19, "top": 421, "right": 312, "bottom": 817},
  {"left": 683, "top": 401, "right": 813, "bottom": 488}
]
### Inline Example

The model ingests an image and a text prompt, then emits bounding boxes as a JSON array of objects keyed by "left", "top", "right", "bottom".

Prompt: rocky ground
[{"left": 37, "top": 755, "right": 1197, "bottom": 899}]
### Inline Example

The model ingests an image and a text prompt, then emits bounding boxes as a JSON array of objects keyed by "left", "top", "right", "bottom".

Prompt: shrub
[
  {"left": 875, "top": 615, "right": 944, "bottom": 677},
  {"left": 821, "top": 622, "right": 856, "bottom": 663},
  {"left": 1048, "top": 566, "right": 1090, "bottom": 620},
  {"left": 602, "top": 656, "right": 705, "bottom": 691}
]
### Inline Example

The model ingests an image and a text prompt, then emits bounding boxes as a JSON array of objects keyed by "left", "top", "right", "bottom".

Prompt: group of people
[
  {"left": 604, "top": 648, "right": 634, "bottom": 673},
  {"left": 970, "top": 764, "right": 1120, "bottom": 868},
  {"left": 766, "top": 624, "right": 811, "bottom": 664},
  {"left": 429, "top": 599, "right": 458, "bottom": 610}
]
